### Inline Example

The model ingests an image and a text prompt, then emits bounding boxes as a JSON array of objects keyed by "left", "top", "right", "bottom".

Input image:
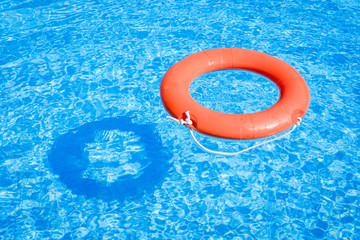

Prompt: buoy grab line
[{"left": 167, "top": 111, "right": 302, "bottom": 155}]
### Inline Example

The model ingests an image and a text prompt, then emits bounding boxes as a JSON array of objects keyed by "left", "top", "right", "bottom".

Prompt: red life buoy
[{"left": 160, "top": 48, "right": 310, "bottom": 140}]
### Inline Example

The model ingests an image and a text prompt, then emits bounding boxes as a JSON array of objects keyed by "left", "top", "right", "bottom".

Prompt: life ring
[{"left": 160, "top": 48, "right": 310, "bottom": 140}]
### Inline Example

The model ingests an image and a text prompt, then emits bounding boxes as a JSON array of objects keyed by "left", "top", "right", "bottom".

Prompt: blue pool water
[{"left": 1, "top": 0, "right": 359, "bottom": 239}]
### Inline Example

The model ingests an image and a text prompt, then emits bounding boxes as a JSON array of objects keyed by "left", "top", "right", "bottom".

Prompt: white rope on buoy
[
  {"left": 166, "top": 110, "right": 193, "bottom": 125},
  {"left": 189, "top": 121, "right": 299, "bottom": 156},
  {"left": 167, "top": 111, "right": 302, "bottom": 155}
]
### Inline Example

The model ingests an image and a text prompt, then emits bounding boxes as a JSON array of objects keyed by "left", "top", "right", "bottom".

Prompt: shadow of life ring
[
  {"left": 160, "top": 48, "right": 310, "bottom": 140},
  {"left": 48, "top": 117, "right": 171, "bottom": 201}
]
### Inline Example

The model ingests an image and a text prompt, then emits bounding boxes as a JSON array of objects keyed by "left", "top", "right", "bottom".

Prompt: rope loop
[{"left": 167, "top": 111, "right": 302, "bottom": 155}]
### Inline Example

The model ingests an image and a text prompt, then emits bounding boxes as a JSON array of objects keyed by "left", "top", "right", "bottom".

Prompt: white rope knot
[
  {"left": 180, "top": 111, "right": 193, "bottom": 125},
  {"left": 296, "top": 117, "right": 302, "bottom": 126},
  {"left": 166, "top": 110, "right": 192, "bottom": 126}
]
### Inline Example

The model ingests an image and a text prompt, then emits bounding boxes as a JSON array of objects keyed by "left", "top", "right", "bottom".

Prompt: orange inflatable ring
[{"left": 160, "top": 48, "right": 310, "bottom": 140}]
